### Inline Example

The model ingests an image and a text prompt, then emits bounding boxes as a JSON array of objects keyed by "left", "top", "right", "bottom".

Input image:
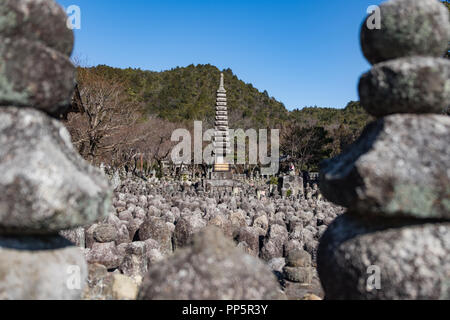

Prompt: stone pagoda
[
  {"left": 206, "top": 73, "right": 236, "bottom": 191},
  {"left": 213, "top": 73, "right": 231, "bottom": 173}
]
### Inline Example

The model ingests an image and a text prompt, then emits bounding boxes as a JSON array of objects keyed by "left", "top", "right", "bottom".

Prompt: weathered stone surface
[
  {"left": 126, "top": 219, "right": 142, "bottom": 242},
  {"left": 260, "top": 240, "right": 282, "bottom": 261},
  {"left": 288, "top": 221, "right": 304, "bottom": 240},
  {"left": 116, "top": 224, "right": 131, "bottom": 245},
  {"left": 85, "top": 224, "right": 97, "bottom": 249},
  {"left": 318, "top": 214, "right": 450, "bottom": 300},
  {"left": 320, "top": 114, "right": 450, "bottom": 219},
  {"left": 138, "top": 227, "right": 283, "bottom": 300},
  {"left": 236, "top": 241, "right": 254, "bottom": 256},
  {"left": 280, "top": 175, "right": 304, "bottom": 197},
  {"left": 146, "top": 248, "right": 164, "bottom": 266},
  {"left": 60, "top": 227, "right": 85, "bottom": 248},
  {"left": 82, "top": 263, "right": 113, "bottom": 300},
  {"left": 253, "top": 214, "right": 269, "bottom": 232},
  {"left": 118, "top": 241, "right": 148, "bottom": 279},
  {"left": 302, "top": 294, "right": 322, "bottom": 300},
  {"left": 111, "top": 274, "right": 139, "bottom": 300},
  {"left": 360, "top": 0, "right": 450, "bottom": 65},
  {"left": 0, "top": 108, "right": 112, "bottom": 234},
  {"left": 283, "top": 267, "right": 312, "bottom": 284},
  {"left": 268, "top": 257, "right": 286, "bottom": 273},
  {"left": 237, "top": 226, "right": 261, "bottom": 257},
  {"left": 286, "top": 249, "right": 312, "bottom": 268},
  {"left": 208, "top": 214, "right": 233, "bottom": 238},
  {"left": 0, "top": 38, "right": 75, "bottom": 113},
  {"left": 283, "top": 272, "right": 325, "bottom": 301},
  {"left": 174, "top": 214, "right": 206, "bottom": 249},
  {"left": 0, "top": 235, "right": 87, "bottom": 299},
  {"left": 359, "top": 57, "right": 450, "bottom": 117},
  {"left": 86, "top": 242, "right": 122, "bottom": 270},
  {"left": 229, "top": 211, "right": 247, "bottom": 236},
  {"left": 304, "top": 239, "right": 319, "bottom": 265},
  {"left": 261, "top": 224, "right": 288, "bottom": 261},
  {"left": 138, "top": 216, "right": 172, "bottom": 255},
  {"left": 285, "top": 239, "right": 303, "bottom": 256},
  {"left": 93, "top": 224, "right": 118, "bottom": 243},
  {"left": 0, "top": 0, "right": 74, "bottom": 56}
]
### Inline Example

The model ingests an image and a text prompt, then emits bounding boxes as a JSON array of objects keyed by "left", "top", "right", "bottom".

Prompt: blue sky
[{"left": 56, "top": 0, "right": 384, "bottom": 110}]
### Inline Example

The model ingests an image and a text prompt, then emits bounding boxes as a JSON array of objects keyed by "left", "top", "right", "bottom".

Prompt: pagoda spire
[{"left": 218, "top": 73, "right": 226, "bottom": 93}]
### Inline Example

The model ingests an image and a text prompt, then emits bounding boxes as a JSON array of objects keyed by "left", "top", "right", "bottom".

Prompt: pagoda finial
[{"left": 218, "top": 73, "right": 226, "bottom": 92}]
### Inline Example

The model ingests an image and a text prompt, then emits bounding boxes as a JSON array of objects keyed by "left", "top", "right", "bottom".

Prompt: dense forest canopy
[
  {"left": 81, "top": 64, "right": 371, "bottom": 131},
  {"left": 83, "top": 64, "right": 289, "bottom": 129}
]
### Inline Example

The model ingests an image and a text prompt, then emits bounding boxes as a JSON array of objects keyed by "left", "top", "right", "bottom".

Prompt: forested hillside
[
  {"left": 68, "top": 63, "right": 373, "bottom": 171},
  {"left": 83, "top": 64, "right": 289, "bottom": 129},
  {"left": 80, "top": 64, "right": 372, "bottom": 130}
]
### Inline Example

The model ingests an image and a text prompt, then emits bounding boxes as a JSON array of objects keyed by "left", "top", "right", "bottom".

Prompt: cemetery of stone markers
[{"left": 0, "top": 0, "right": 448, "bottom": 301}]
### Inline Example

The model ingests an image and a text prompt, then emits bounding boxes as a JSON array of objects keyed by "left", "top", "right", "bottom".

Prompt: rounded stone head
[
  {"left": 360, "top": 0, "right": 450, "bottom": 65},
  {"left": 0, "top": 0, "right": 76, "bottom": 114},
  {"left": 0, "top": 0, "right": 74, "bottom": 56}
]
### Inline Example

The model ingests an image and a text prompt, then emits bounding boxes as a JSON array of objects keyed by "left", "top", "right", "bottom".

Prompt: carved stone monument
[
  {"left": 317, "top": 0, "right": 450, "bottom": 300},
  {"left": 207, "top": 73, "right": 236, "bottom": 190}
]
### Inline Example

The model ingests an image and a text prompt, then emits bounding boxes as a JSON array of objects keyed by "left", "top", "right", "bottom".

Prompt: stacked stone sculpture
[
  {"left": 213, "top": 73, "right": 231, "bottom": 170},
  {"left": 208, "top": 73, "right": 235, "bottom": 190},
  {"left": 0, "top": 0, "right": 111, "bottom": 299},
  {"left": 283, "top": 249, "right": 313, "bottom": 284},
  {"left": 138, "top": 227, "right": 285, "bottom": 300},
  {"left": 318, "top": 0, "right": 450, "bottom": 300}
]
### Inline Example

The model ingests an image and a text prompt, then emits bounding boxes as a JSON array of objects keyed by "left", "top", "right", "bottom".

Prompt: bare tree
[
  {"left": 280, "top": 118, "right": 332, "bottom": 171},
  {"left": 132, "top": 117, "right": 179, "bottom": 173},
  {"left": 65, "top": 68, "right": 141, "bottom": 164}
]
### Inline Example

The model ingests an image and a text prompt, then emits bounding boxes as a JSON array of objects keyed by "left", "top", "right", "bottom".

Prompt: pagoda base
[
  {"left": 206, "top": 162, "right": 236, "bottom": 191},
  {"left": 213, "top": 163, "right": 230, "bottom": 172},
  {"left": 211, "top": 161, "right": 232, "bottom": 180}
]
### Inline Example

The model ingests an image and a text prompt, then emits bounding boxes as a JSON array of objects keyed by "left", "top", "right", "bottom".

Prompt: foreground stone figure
[
  {"left": 138, "top": 227, "right": 285, "bottom": 300},
  {"left": 360, "top": 0, "right": 450, "bottom": 64},
  {"left": 320, "top": 114, "right": 450, "bottom": 219},
  {"left": 0, "top": 108, "right": 111, "bottom": 234},
  {"left": 318, "top": 215, "right": 449, "bottom": 300},
  {"left": 318, "top": 0, "right": 450, "bottom": 300},
  {"left": 0, "top": 236, "right": 88, "bottom": 300},
  {"left": 0, "top": 0, "right": 111, "bottom": 299}
]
